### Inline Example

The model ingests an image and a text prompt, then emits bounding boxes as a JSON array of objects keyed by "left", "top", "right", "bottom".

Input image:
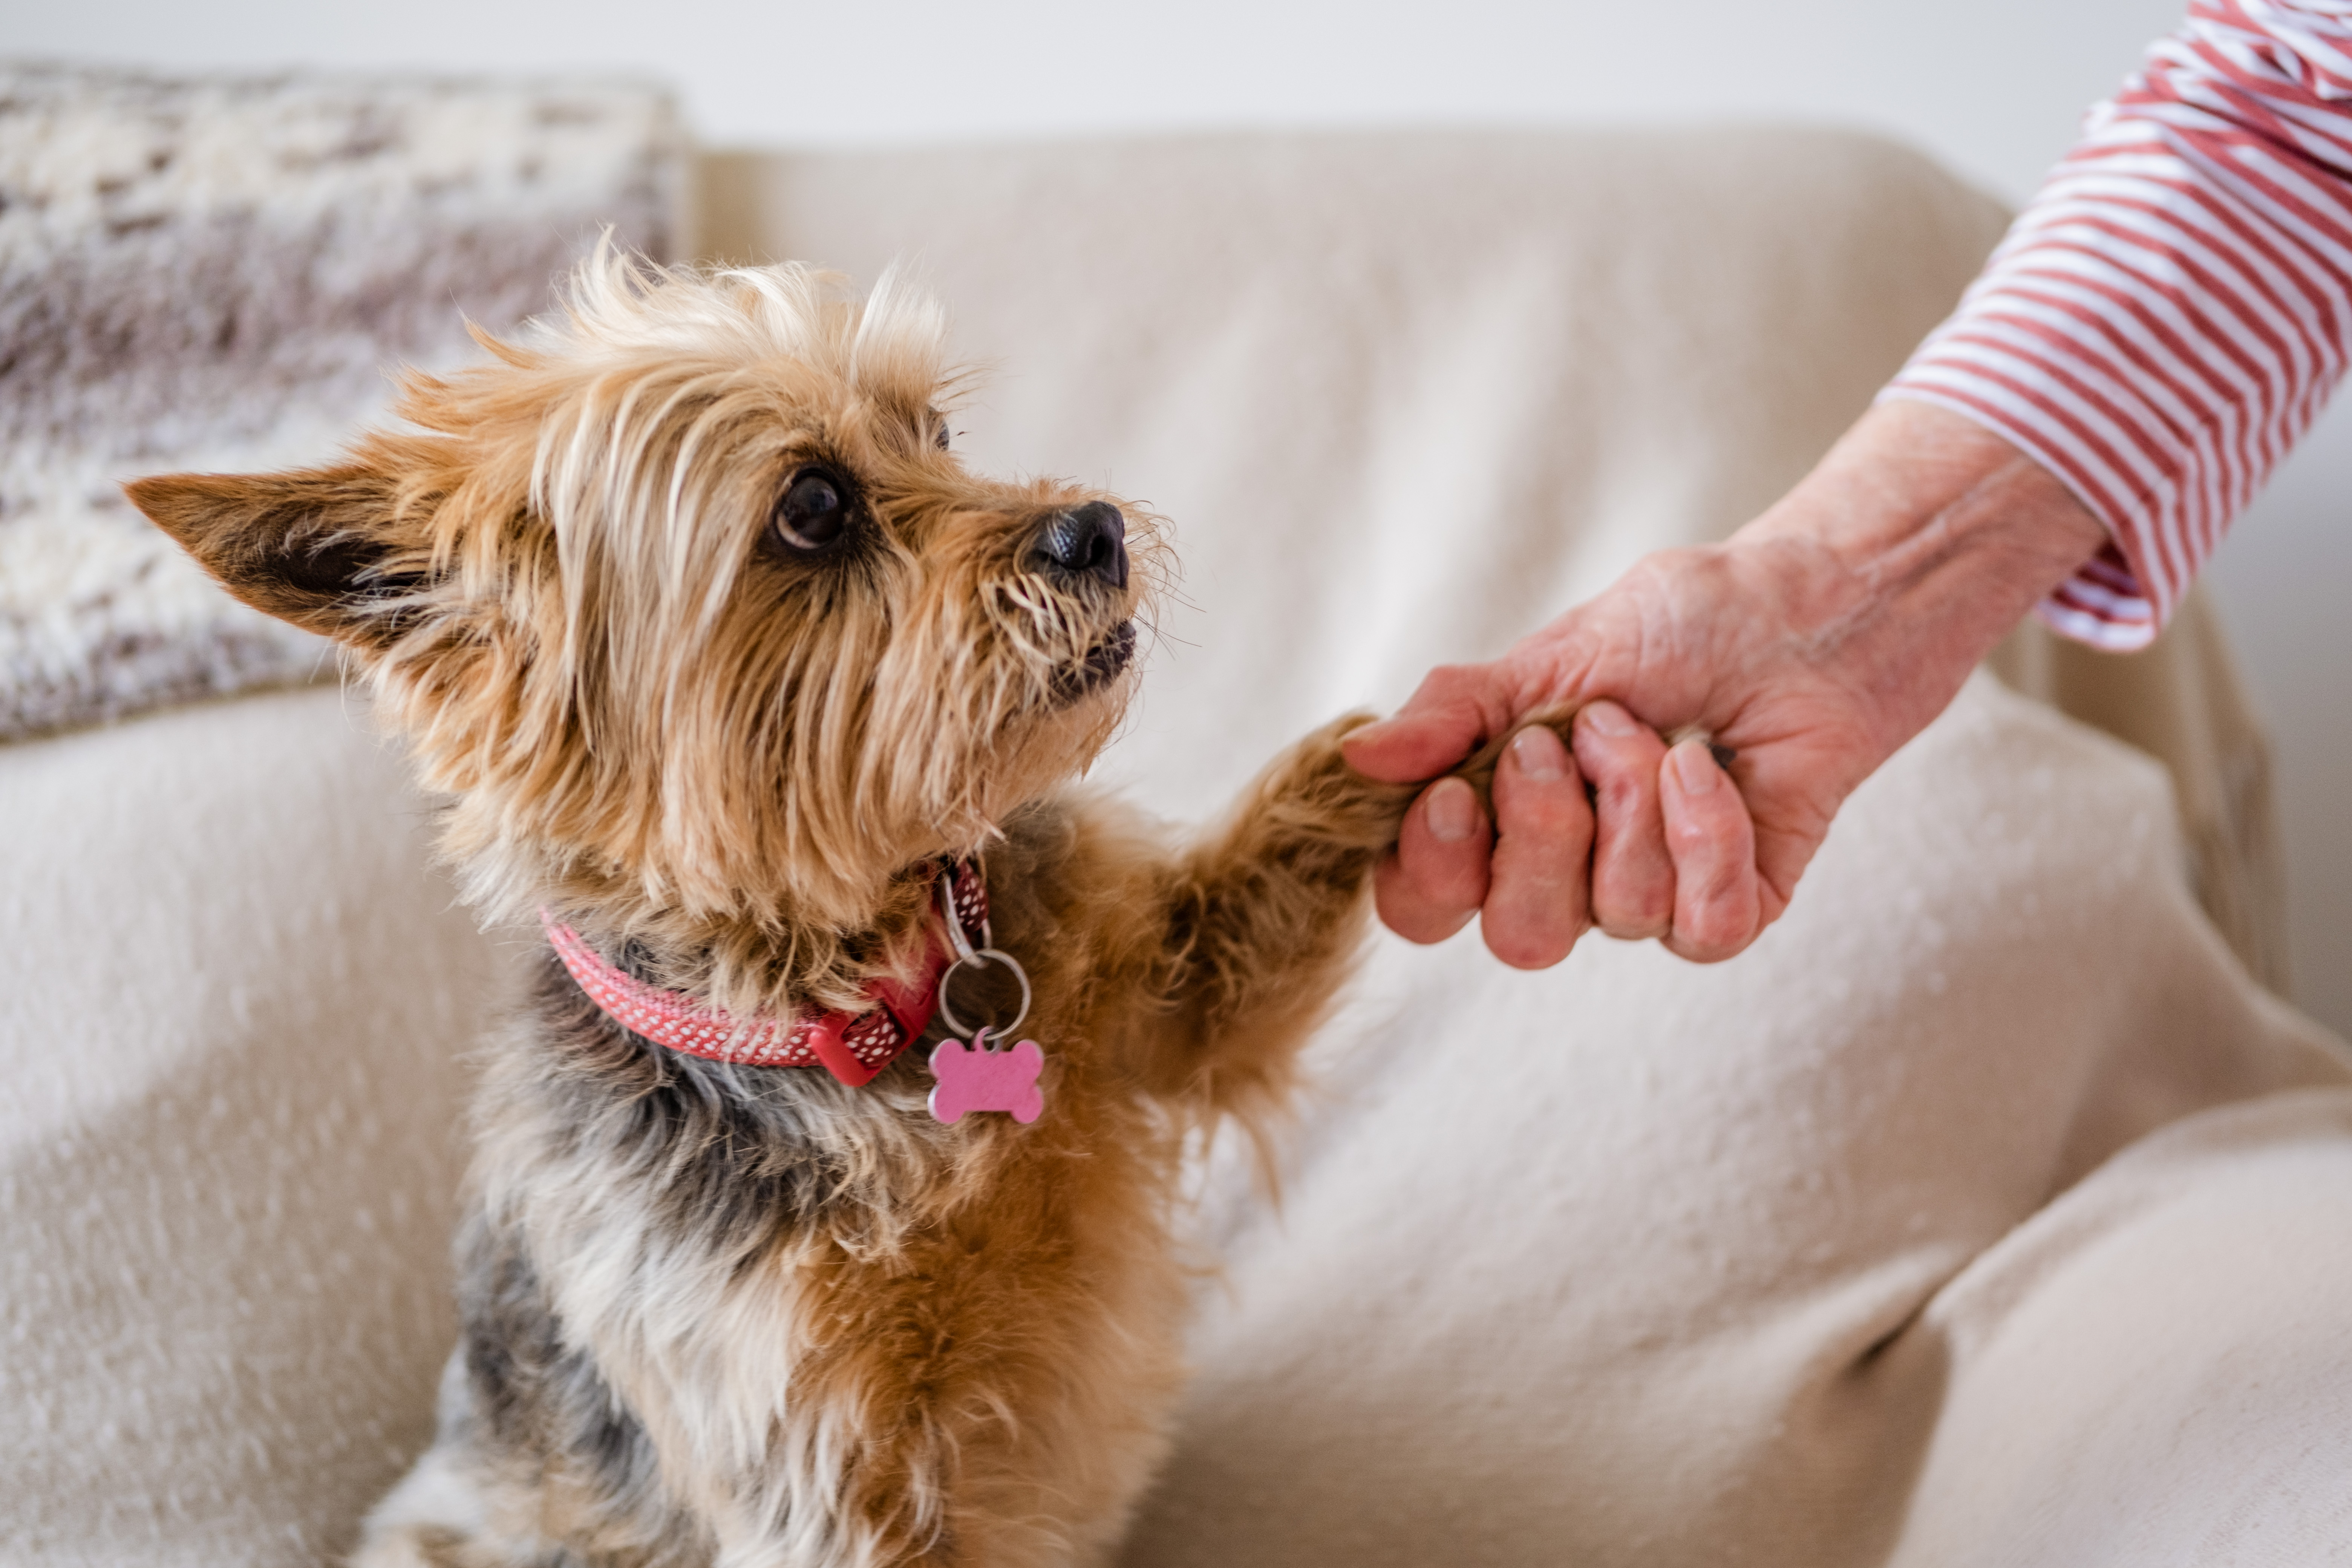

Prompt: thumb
[{"left": 1342, "top": 664, "right": 1520, "bottom": 783}]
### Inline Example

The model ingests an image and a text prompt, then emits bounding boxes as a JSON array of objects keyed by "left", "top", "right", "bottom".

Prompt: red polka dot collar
[{"left": 542, "top": 860, "right": 991, "bottom": 1088}]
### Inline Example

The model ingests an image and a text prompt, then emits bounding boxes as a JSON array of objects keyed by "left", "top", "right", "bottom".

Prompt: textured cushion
[{"left": 0, "top": 66, "right": 681, "bottom": 741}]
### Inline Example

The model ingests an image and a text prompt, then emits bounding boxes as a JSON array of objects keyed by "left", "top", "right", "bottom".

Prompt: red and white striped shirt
[{"left": 1885, "top": 0, "right": 2352, "bottom": 650}]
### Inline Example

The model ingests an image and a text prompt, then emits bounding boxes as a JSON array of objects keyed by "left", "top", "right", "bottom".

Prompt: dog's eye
[
  {"left": 772, "top": 469, "right": 851, "bottom": 553},
  {"left": 933, "top": 423, "right": 951, "bottom": 452}
]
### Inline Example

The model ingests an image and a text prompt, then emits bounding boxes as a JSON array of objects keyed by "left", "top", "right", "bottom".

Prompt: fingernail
[
  {"left": 1426, "top": 777, "right": 1480, "bottom": 841},
  {"left": 1581, "top": 701, "right": 1635, "bottom": 737},
  {"left": 1671, "top": 740, "right": 1720, "bottom": 794},
  {"left": 1508, "top": 725, "right": 1568, "bottom": 781}
]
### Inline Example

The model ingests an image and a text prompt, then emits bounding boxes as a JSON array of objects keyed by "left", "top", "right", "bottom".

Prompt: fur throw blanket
[{"left": 0, "top": 64, "right": 681, "bottom": 740}]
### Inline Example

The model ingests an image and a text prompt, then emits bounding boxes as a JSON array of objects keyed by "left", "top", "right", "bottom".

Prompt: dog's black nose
[{"left": 1030, "top": 502, "right": 1129, "bottom": 590}]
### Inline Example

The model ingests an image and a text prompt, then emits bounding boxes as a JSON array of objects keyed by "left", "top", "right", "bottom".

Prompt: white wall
[
  {"left": 11, "top": 0, "right": 2347, "bottom": 1032},
  {"left": 5, "top": 0, "right": 2178, "bottom": 199}
]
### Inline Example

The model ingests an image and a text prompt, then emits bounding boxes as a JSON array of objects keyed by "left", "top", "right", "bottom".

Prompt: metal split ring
[{"left": 936, "top": 946, "right": 1032, "bottom": 1042}]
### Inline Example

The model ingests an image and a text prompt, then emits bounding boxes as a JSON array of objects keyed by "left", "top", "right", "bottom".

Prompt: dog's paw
[
  {"left": 1268, "top": 710, "right": 1588, "bottom": 851},
  {"left": 1247, "top": 712, "right": 1423, "bottom": 855}
]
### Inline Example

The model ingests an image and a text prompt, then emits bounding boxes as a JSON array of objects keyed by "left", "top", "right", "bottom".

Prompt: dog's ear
[{"left": 124, "top": 465, "right": 429, "bottom": 648}]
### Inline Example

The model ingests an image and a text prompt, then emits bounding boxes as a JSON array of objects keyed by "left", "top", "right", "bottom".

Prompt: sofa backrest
[{"left": 697, "top": 128, "right": 2282, "bottom": 983}]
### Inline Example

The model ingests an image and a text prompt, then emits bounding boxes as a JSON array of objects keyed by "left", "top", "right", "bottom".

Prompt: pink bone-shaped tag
[{"left": 928, "top": 1033, "right": 1045, "bottom": 1124}]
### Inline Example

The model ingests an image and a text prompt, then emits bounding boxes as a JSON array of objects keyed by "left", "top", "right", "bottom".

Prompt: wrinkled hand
[
  {"left": 1342, "top": 543, "right": 1893, "bottom": 966},
  {"left": 1341, "top": 402, "right": 2110, "bottom": 968}
]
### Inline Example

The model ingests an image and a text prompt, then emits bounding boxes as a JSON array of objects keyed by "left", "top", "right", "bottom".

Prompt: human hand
[{"left": 1341, "top": 401, "right": 2110, "bottom": 968}]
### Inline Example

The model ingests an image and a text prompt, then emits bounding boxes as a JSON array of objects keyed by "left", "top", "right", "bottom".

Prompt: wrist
[{"left": 1729, "top": 400, "right": 2107, "bottom": 724}]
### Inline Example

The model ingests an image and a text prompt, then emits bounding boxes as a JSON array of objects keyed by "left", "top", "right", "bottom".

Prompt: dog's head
[{"left": 129, "top": 254, "right": 1164, "bottom": 935}]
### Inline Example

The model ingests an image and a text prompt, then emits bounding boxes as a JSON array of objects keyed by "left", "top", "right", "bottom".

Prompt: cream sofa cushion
[{"left": 0, "top": 690, "right": 516, "bottom": 1564}]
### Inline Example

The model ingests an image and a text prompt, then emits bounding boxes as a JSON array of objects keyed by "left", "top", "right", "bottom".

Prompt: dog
[{"left": 128, "top": 253, "right": 1424, "bottom": 1567}]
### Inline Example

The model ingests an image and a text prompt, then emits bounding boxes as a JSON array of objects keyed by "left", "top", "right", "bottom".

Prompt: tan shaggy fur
[{"left": 127, "top": 252, "right": 1435, "bottom": 1567}]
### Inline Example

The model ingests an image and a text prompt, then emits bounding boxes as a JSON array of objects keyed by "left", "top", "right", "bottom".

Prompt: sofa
[{"left": 5, "top": 72, "right": 2346, "bottom": 1566}]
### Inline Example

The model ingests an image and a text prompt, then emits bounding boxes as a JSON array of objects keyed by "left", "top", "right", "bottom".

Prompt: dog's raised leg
[{"left": 1132, "top": 714, "right": 1419, "bottom": 1118}]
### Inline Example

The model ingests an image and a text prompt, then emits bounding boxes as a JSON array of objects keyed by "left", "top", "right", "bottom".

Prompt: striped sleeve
[{"left": 1883, "top": 0, "right": 2352, "bottom": 650}]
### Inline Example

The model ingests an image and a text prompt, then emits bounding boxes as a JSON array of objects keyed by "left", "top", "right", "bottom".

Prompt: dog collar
[{"left": 542, "top": 861, "right": 991, "bottom": 1088}]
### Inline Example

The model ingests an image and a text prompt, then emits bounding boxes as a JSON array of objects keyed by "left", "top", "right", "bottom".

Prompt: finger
[
  {"left": 1342, "top": 665, "right": 1518, "bottom": 783},
  {"left": 1482, "top": 725, "right": 1594, "bottom": 969},
  {"left": 1658, "top": 738, "right": 1762, "bottom": 963},
  {"left": 1374, "top": 775, "right": 1490, "bottom": 944},
  {"left": 1571, "top": 701, "right": 1674, "bottom": 940}
]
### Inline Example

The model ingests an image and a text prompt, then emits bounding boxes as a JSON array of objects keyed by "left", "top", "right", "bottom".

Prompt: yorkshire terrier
[{"left": 129, "top": 254, "right": 1424, "bottom": 1567}]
